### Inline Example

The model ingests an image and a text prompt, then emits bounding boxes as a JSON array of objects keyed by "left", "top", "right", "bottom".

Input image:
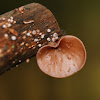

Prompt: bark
[{"left": 0, "top": 3, "right": 63, "bottom": 75}]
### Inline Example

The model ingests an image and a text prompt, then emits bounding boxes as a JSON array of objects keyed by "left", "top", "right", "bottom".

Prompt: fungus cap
[{"left": 36, "top": 35, "right": 86, "bottom": 78}]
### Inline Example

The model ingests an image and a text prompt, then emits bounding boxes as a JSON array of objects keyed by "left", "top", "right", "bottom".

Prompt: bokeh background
[{"left": 0, "top": 0, "right": 100, "bottom": 100}]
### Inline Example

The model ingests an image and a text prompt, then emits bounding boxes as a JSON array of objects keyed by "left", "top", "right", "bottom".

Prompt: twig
[{"left": 0, "top": 3, "right": 63, "bottom": 75}]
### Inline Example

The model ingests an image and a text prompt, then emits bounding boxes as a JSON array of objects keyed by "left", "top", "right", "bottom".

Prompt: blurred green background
[{"left": 0, "top": 0, "right": 100, "bottom": 100}]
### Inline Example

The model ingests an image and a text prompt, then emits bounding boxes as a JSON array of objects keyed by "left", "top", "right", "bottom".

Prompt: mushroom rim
[{"left": 36, "top": 35, "right": 87, "bottom": 78}]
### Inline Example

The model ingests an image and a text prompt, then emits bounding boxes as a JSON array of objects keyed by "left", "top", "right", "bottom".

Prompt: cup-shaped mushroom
[{"left": 36, "top": 35, "right": 86, "bottom": 78}]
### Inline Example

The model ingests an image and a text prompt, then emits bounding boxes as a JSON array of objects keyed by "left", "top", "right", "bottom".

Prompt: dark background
[{"left": 0, "top": 0, "right": 100, "bottom": 100}]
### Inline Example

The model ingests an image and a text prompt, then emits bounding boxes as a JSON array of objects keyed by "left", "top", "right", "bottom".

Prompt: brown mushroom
[{"left": 36, "top": 35, "right": 86, "bottom": 78}]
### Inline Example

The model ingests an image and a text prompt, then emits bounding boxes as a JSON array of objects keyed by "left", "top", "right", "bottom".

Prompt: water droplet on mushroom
[
  {"left": 26, "top": 59, "right": 30, "bottom": 63},
  {"left": 47, "top": 29, "right": 51, "bottom": 33},
  {"left": 2, "top": 17, "right": 5, "bottom": 20},
  {"left": 11, "top": 36, "right": 16, "bottom": 41},
  {"left": 2, "top": 24, "right": 7, "bottom": 28},
  {"left": 4, "top": 34, "right": 8, "bottom": 38},
  {"left": 53, "top": 33, "right": 58, "bottom": 37},
  {"left": 36, "top": 29, "right": 40, "bottom": 33}
]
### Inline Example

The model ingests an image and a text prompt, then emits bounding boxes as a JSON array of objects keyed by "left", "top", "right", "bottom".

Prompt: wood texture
[{"left": 0, "top": 3, "right": 63, "bottom": 74}]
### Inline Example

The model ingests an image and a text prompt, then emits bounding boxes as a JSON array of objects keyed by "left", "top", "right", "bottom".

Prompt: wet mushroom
[{"left": 36, "top": 35, "right": 86, "bottom": 78}]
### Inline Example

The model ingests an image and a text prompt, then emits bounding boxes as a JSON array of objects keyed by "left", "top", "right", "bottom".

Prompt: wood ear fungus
[{"left": 36, "top": 35, "right": 86, "bottom": 78}]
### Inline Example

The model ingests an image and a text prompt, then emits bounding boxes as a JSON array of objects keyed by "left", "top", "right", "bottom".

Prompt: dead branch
[{"left": 0, "top": 3, "right": 63, "bottom": 75}]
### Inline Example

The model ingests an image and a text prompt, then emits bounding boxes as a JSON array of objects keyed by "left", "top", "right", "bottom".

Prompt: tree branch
[{"left": 0, "top": 3, "right": 63, "bottom": 75}]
